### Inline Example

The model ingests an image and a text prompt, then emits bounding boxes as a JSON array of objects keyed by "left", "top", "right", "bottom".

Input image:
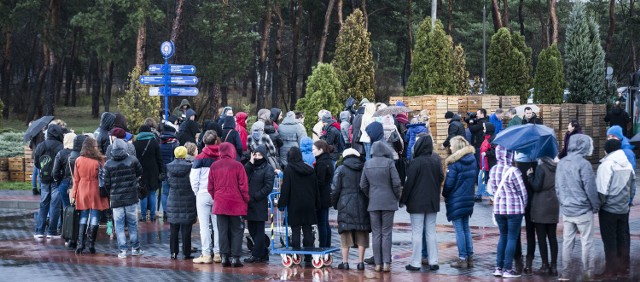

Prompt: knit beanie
[
  {"left": 321, "top": 112, "right": 333, "bottom": 124},
  {"left": 110, "top": 127, "right": 126, "bottom": 139},
  {"left": 444, "top": 111, "right": 454, "bottom": 119},
  {"left": 342, "top": 148, "right": 360, "bottom": 158},
  {"left": 174, "top": 146, "right": 187, "bottom": 159}
]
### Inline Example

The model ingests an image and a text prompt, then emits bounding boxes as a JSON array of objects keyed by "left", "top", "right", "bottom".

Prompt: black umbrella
[{"left": 23, "top": 116, "right": 54, "bottom": 143}]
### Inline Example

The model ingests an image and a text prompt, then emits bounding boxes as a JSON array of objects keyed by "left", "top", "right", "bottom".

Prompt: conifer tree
[
  {"left": 296, "top": 63, "right": 343, "bottom": 135},
  {"left": 453, "top": 44, "right": 470, "bottom": 95},
  {"left": 332, "top": 9, "right": 375, "bottom": 103},
  {"left": 533, "top": 44, "right": 565, "bottom": 104},
  {"left": 117, "top": 67, "right": 162, "bottom": 131},
  {"left": 487, "top": 28, "right": 531, "bottom": 102},
  {"left": 565, "top": 3, "right": 606, "bottom": 104}
]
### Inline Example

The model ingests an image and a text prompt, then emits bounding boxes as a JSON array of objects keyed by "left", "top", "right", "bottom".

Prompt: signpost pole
[{"left": 163, "top": 57, "right": 170, "bottom": 121}]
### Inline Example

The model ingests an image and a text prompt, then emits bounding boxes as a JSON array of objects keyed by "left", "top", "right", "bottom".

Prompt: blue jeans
[
  {"left": 79, "top": 209, "right": 101, "bottom": 226},
  {"left": 452, "top": 216, "right": 474, "bottom": 259},
  {"left": 161, "top": 181, "right": 170, "bottom": 214},
  {"left": 316, "top": 208, "right": 331, "bottom": 247},
  {"left": 113, "top": 204, "right": 140, "bottom": 251},
  {"left": 364, "top": 143, "right": 372, "bottom": 161},
  {"left": 35, "top": 182, "right": 61, "bottom": 235},
  {"left": 32, "top": 167, "right": 40, "bottom": 189},
  {"left": 58, "top": 179, "right": 71, "bottom": 209},
  {"left": 495, "top": 214, "right": 523, "bottom": 270},
  {"left": 140, "top": 190, "right": 157, "bottom": 220},
  {"left": 422, "top": 225, "right": 429, "bottom": 258}
]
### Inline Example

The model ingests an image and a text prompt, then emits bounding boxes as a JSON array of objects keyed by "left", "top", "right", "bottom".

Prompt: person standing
[
  {"left": 360, "top": 142, "right": 401, "bottom": 272},
  {"left": 300, "top": 137, "right": 315, "bottom": 167},
  {"left": 595, "top": 139, "right": 634, "bottom": 278},
  {"left": 177, "top": 109, "right": 200, "bottom": 146},
  {"left": 96, "top": 112, "right": 116, "bottom": 155},
  {"left": 488, "top": 108, "right": 504, "bottom": 135},
  {"left": 166, "top": 146, "right": 197, "bottom": 260},
  {"left": 340, "top": 111, "right": 352, "bottom": 148},
  {"left": 208, "top": 143, "right": 249, "bottom": 267},
  {"left": 331, "top": 148, "right": 369, "bottom": 271},
  {"left": 555, "top": 134, "right": 600, "bottom": 281},
  {"left": 247, "top": 121, "right": 278, "bottom": 158},
  {"left": 190, "top": 131, "right": 221, "bottom": 264},
  {"left": 53, "top": 132, "right": 76, "bottom": 211},
  {"left": 407, "top": 117, "right": 429, "bottom": 160},
  {"left": 477, "top": 122, "right": 496, "bottom": 201},
  {"left": 235, "top": 112, "right": 249, "bottom": 153},
  {"left": 604, "top": 101, "right": 630, "bottom": 136},
  {"left": 468, "top": 108, "right": 488, "bottom": 160},
  {"left": 442, "top": 111, "right": 465, "bottom": 151},
  {"left": 606, "top": 125, "right": 637, "bottom": 205},
  {"left": 221, "top": 116, "right": 243, "bottom": 161},
  {"left": 105, "top": 128, "right": 136, "bottom": 160},
  {"left": 505, "top": 107, "right": 522, "bottom": 128},
  {"left": 320, "top": 112, "right": 344, "bottom": 164},
  {"left": 359, "top": 104, "right": 377, "bottom": 160},
  {"left": 313, "top": 140, "right": 335, "bottom": 248},
  {"left": 487, "top": 145, "right": 528, "bottom": 278},
  {"left": 159, "top": 124, "right": 179, "bottom": 221},
  {"left": 313, "top": 109, "right": 329, "bottom": 142},
  {"left": 278, "top": 111, "right": 308, "bottom": 167},
  {"left": 278, "top": 147, "right": 319, "bottom": 265},
  {"left": 103, "top": 139, "right": 144, "bottom": 259},
  {"left": 134, "top": 125, "right": 163, "bottom": 222},
  {"left": 33, "top": 124, "right": 65, "bottom": 239},
  {"left": 401, "top": 135, "right": 444, "bottom": 272},
  {"left": 442, "top": 136, "right": 477, "bottom": 269},
  {"left": 527, "top": 156, "right": 560, "bottom": 276},
  {"left": 558, "top": 120, "right": 582, "bottom": 159},
  {"left": 71, "top": 137, "right": 109, "bottom": 254},
  {"left": 243, "top": 145, "right": 275, "bottom": 263}
]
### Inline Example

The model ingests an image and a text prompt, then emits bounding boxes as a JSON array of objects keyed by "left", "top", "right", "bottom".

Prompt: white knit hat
[{"left": 342, "top": 148, "right": 360, "bottom": 158}]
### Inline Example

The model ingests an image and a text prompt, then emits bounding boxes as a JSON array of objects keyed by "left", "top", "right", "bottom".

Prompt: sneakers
[
  {"left": 405, "top": 264, "right": 421, "bottom": 271},
  {"left": 47, "top": 234, "right": 62, "bottom": 239},
  {"left": 34, "top": 234, "right": 45, "bottom": 239},
  {"left": 502, "top": 269, "right": 521, "bottom": 278},
  {"left": 193, "top": 255, "right": 213, "bottom": 264},
  {"left": 450, "top": 258, "right": 468, "bottom": 268},
  {"left": 493, "top": 267, "right": 503, "bottom": 277},
  {"left": 364, "top": 256, "right": 375, "bottom": 265},
  {"left": 118, "top": 250, "right": 128, "bottom": 259},
  {"left": 131, "top": 248, "right": 144, "bottom": 256},
  {"left": 338, "top": 262, "right": 350, "bottom": 270},
  {"left": 557, "top": 276, "right": 570, "bottom": 281},
  {"left": 213, "top": 253, "right": 222, "bottom": 263}
]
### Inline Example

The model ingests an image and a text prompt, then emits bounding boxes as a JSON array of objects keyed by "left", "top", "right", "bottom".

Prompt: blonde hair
[
  {"left": 450, "top": 136, "right": 470, "bottom": 153},
  {"left": 184, "top": 142, "right": 197, "bottom": 157}
]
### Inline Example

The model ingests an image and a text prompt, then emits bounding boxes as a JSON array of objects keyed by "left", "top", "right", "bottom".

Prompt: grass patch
[{"left": 0, "top": 181, "right": 32, "bottom": 190}]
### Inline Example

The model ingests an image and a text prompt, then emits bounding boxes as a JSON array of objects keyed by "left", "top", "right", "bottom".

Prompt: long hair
[
  {"left": 80, "top": 137, "right": 104, "bottom": 162},
  {"left": 450, "top": 136, "right": 471, "bottom": 153}
]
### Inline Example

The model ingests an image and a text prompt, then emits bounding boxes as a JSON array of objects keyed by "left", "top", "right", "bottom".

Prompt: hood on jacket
[
  {"left": 202, "top": 120, "right": 219, "bottom": 133},
  {"left": 365, "top": 122, "right": 384, "bottom": 143},
  {"left": 287, "top": 147, "right": 315, "bottom": 175},
  {"left": 111, "top": 139, "right": 129, "bottom": 161},
  {"left": 356, "top": 106, "right": 365, "bottom": 115},
  {"left": 271, "top": 108, "right": 282, "bottom": 122},
  {"left": 185, "top": 109, "right": 196, "bottom": 120},
  {"left": 46, "top": 124, "right": 64, "bottom": 142},
  {"left": 99, "top": 112, "right": 116, "bottom": 131},
  {"left": 539, "top": 157, "right": 558, "bottom": 172},
  {"left": 300, "top": 137, "right": 313, "bottom": 153},
  {"left": 597, "top": 149, "right": 634, "bottom": 196},
  {"left": 343, "top": 155, "right": 364, "bottom": 171},
  {"left": 364, "top": 103, "right": 376, "bottom": 117},
  {"left": 413, "top": 135, "right": 434, "bottom": 157},
  {"left": 223, "top": 116, "right": 236, "bottom": 129},
  {"left": 567, "top": 134, "right": 593, "bottom": 157},
  {"left": 63, "top": 133, "right": 76, "bottom": 149},
  {"left": 344, "top": 96, "right": 356, "bottom": 111},
  {"left": 179, "top": 99, "right": 191, "bottom": 109},
  {"left": 484, "top": 122, "right": 495, "bottom": 135},
  {"left": 73, "top": 135, "right": 88, "bottom": 152},
  {"left": 235, "top": 112, "right": 248, "bottom": 129},
  {"left": 396, "top": 113, "right": 409, "bottom": 125},
  {"left": 330, "top": 121, "right": 341, "bottom": 131},
  {"left": 445, "top": 145, "right": 476, "bottom": 166},
  {"left": 607, "top": 125, "right": 634, "bottom": 149},
  {"left": 371, "top": 141, "right": 394, "bottom": 159},
  {"left": 282, "top": 111, "right": 299, "bottom": 125},
  {"left": 219, "top": 142, "right": 236, "bottom": 160},
  {"left": 339, "top": 111, "right": 350, "bottom": 122},
  {"left": 258, "top": 109, "right": 271, "bottom": 122},
  {"left": 451, "top": 114, "right": 462, "bottom": 122},
  {"left": 495, "top": 145, "right": 515, "bottom": 166}
]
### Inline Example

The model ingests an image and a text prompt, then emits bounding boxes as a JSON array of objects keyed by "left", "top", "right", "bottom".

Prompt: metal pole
[
  {"left": 164, "top": 57, "right": 170, "bottom": 120},
  {"left": 482, "top": 0, "right": 487, "bottom": 94}
]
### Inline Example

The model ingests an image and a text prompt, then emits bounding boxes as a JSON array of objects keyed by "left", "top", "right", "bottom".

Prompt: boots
[
  {"left": 523, "top": 257, "right": 533, "bottom": 275},
  {"left": 537, "top": 263, "right": 550, "bottom": 274},
  {"left": 75, "top": 224, "right": 87, "bottom": 254},
  {"left": 549, "top": 262, "right": 558, "bottom": 276},
  {"left": 466, "top": 255, "right": 474, "bottom": 268},
  {"left": 514, "top": 256, "right": 524, "bottom": 274},
  {"left": 88, "top": 225, "right": 99, "bottom": 254}
]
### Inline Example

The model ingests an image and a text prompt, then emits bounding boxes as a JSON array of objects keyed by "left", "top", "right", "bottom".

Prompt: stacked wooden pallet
[
  {"left": 24, "top": 146, "right": 33, "bottom": 182},
  {"left": 481, "top": 95, "right": 501, "bottom": 112},
  {"left": 0, "top": 157, "right": 8, "bottom": 182},
  {"left": 500, "top": 96, "right": 521, "bottom": 110},
  {"left": 539, "top": 104, "right": 563, "bottom": 152},
  {"left": 434, "top": 96, "right": 449, "bottom": 146},
  {"left": 8, "top": 156, "right": 24, "bottom": 182},
  {"left": 457, "top": 96, "right": 468, "bottom": 116},
  {"left": 467, "top": 96, "right": 482, "bottom": 113}
]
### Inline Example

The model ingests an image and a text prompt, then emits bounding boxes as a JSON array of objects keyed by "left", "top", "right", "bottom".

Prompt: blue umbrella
[{"left": 492, "top": 124, "right": 558, "bottom": 159}]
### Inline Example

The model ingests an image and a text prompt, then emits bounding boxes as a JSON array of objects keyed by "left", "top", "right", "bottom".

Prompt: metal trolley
[{"left": 268, "top": 191, "right": 339, "bottom": 269}]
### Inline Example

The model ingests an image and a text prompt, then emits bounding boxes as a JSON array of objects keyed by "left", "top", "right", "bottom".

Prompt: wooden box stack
[
  {"left": 539, "top": 104, "right": 563, "bottom": 150},
  {"left": 434, "top": 96, "right": 450, "bottom": 145},
  {"left": 500, "top": 96, "right": 521, "bottom": 109},
  {"left": 457, "top": 96, "right": 468, "bottom": 116},
  {"left": 0, "top": 158, "right": 8, "bottom": 182},
  {"left": 481, "top": 95, "right": 501, "bottom": 112},
  {"left": 8, "top": 157, "right": 24, "bottom": 181},
  {"left": 24, "top": 146, "right": 33, "bottom": 182},
  {"left": 467, "top": 96, "right": 482, "bottom": 112}
]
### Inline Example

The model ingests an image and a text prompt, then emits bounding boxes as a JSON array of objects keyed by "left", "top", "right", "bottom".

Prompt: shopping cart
[{"left": 268, "top": 191, "right": 339, "bottom": 269}]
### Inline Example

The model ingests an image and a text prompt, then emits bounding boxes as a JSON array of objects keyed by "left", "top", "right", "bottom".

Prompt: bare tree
[
  {"left": 170, "top": 0, "right": 186, "bottom": 43},
  {"left": 289, "top": 0, "right": 302, "bottom": 109},
  {"left": 257, "top": 1, "right": 272, "bottom": 110},
  {"left": 605, "top": 0, "right": 615, "bottom": 56},
  {"left": 519, "top": 0, "right": 525, "bottom": 35},
  {"left": 502, "top": 0, "right": 509, "bottom": 29},
  {"left": 491, "top": 0, "right": 503, "bottom": 31},
  {"left": 631, "top": 0, "right": 637, "bottom": 70},
  {"left": 549, "top": 0, "right": 558, "bottom": 45},
  {"left": 337, "top": 0, "right": 343, "bottom": 30},
  {"left": 318, "top": 0, "right": 336, "bottom": 63},
  {"left": 135, "top": 21, "right": 146, "bottom": 71}
]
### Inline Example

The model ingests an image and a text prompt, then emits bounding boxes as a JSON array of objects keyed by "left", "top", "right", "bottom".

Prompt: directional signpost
[{"left": 140, "top": 41, "right": 199, "bottom": 120}]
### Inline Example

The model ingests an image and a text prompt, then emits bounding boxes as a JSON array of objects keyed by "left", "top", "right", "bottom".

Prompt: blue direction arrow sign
[
  {"left": 139, "top": 75, "right": 163, "bottom": 85},
  {"left": 148, "top": 64, "right": 196, "bottom": 75},
  {"left": 149, "top": 87, "right": 199, "bottom": 97},
  {"left": 170, "top": 76, "right": 199, "bottom": 85}
]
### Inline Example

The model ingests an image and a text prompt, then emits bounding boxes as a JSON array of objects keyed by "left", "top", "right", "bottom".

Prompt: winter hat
[
  {"left": 174, "top": 146, "right": 187, "bottom": 159},
  {"left": 317, "top": 109, "right": 329, "bottom": 120},
  {"left": 63, "top": 133, "right": 77, "bottom": 150},
  {"left": 342, "top": 148, "right": 360, "bottom": 158},
  {"left": 604, "top": 139, "right": 621, "bottom": 154},
  {"left": 321, "top": 112, "right": 333, "bottom": 124},
  {"left": 138, "top": 125, "right": 151, "bottom": 133},
  {"left": 110, "top": 127, "right": 126, "bottom": 139},
  {"left": 444, "top": 111, "right": 454, "bottom": 119},
  {"left": 606, "top": 125, "right": 624, "bottom": 140},
  {"left": 257, "top": 109, "right": 271, "bottom": 121},
  {"left": 251, "top": 120, "right": 265, "bottom": 132},
  {"left": 395, "top": 101, "right": 406, "bottom": 107},
  {"left": 254, "top": 145, "right": 268, "bottom": 158}
]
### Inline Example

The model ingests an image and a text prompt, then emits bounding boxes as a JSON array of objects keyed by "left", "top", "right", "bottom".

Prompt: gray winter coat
[
  {"left": 360, "top": 142, "right": 401, "bottom": 211},
  {"left": 339, "top": 111, "right": 351, "bottom": 146},
  {"left": 596, "top": 150, "right": 634, "bottom": 214},
  {"left": 555, "top": 134, "right": 601, "bottom": 217},
  {"left": 277, "top": 112, "right": 307, "bottom": 166}
]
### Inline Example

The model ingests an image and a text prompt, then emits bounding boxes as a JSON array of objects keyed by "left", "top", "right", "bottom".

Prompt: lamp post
[{"left": 482, "top": 0, "right": 487, "bottom": 94}]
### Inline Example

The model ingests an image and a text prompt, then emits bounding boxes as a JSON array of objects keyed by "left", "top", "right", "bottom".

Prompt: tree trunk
[
  {"left": 362, "top": 0, "right": 368, "bottom": 29},
  {"left": 447, "top": 0, "right": 453, "bottom": 33},
  {"left": 519, "top": 0, "right": 525, "bottom": 35},
  {"left": 28, "top": 45, "right": 49, "bottom": 122},
  {"left": 211, "top": 83, "right": 221, "bottom": 120},
  {"left": 90, "top": 54, "right": 101, "bottom": 118},
  {"left": 502, "top": 0, "right": 509, "bottom": 29},
  {"left": 491, "top": 0, "right": 503, "bottom": 31},
  {"left": 64, "top": 31, "right": 78, "bottom": 106},
  {"left": 257, "top": 2, "right": 272, "bottom": 110},
  {"left": 318, "top": 0, "right": 336, "bottom": 63},
  {"left": 631, "top": 0, "right": 637, "bottom": 71},
  {"left": 337, "top": 0, "right": 343, "bottom": 30},
  {"left": 170, "top": 0, "right": 185, "bottom": 44},
  {"left": 43, "top": 51, "right": 57, "bottom": 116},
  {"left": 549, "top": 0, "right": 558, "bottom": 45},
  {"left": 71, "top": 74, "right": 77, "bottom": 107},
  {"left": 103, "top": 60, "right": 113, "bottom": 113},
  {"left": 431, "top": 0, "right": 437, "bottom": 28},
  {"left": 135, "top": 20, "right": 147, "bottom": 71},
  {"left": 1, "top": 27, "right": 12, "bottom": 119},
  {"left": 273, "top": 4, "right": 284, "bottom": 108},
  {"left": 301, "top": 9, "right": 315, "bottom": 99},
  {"left": 402, "top": 0, "right": 413, "bottom": 88},
  {"left": 220, "top": 83, "right": 228, "bottom": 107},
  {"left": 605, "top": 0, "right": 615, "bottom": 55},
  {"left": 289, "top": 0, "right": 302, "bottom": 110}
]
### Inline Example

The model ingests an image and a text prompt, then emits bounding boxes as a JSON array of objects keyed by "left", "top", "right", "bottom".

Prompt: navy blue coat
[{"left": 442, "top": 145, "right": 477, "bottom": 222}]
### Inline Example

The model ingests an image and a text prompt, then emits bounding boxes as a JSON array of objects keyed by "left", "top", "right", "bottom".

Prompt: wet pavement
[{"left": 1, "top": 190, "right": 640, "bottom": 281}]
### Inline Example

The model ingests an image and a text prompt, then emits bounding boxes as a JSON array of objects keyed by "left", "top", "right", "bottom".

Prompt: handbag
[
  {"left": 98, "top": 161, "right": 109, "bottom": 197},
  {"left": 490, "top": 167, "right": 517, "bottom": 226}
]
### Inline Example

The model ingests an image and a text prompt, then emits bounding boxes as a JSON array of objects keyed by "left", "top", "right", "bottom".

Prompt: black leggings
[{"left": 535, "top": 223, "right": 558, "bottom": 265}]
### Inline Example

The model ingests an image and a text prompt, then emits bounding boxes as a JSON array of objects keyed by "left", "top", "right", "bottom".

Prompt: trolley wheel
[
  {"left": 323, "top": 254, "right": 333, "bottom": 266},
  {"left": 292, "top": 254, "right": 302, "bottom": 265},
  {"left": 282, "top": 255, "right": 294, "bottom": 268},
  {"left": 312, "top": 257, "right": 324, "bottom": 269}
]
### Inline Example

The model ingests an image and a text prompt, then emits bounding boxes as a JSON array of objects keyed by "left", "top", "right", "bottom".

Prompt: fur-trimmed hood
[{"left": 445, "top": 145, "right": 476, "bottom": 166}]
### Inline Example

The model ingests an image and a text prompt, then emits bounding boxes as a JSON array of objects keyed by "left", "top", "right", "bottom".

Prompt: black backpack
[{"left": 38, "top": 142, "right": 56, "bottom": 184}]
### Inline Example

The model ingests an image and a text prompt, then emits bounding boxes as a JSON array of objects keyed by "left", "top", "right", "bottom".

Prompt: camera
[{"left": 464, "top": 112, "right": 477, "bottom": 124}]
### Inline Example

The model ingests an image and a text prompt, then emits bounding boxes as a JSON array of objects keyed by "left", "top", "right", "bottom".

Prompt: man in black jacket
[
  {"left": 320, "top": 112, "right": 343, "bottom": 163},
  {"left": 103, "top": 139, "right": 144, "bottom": 259},
  {"left": 33, "top": 124, "right": 64, "bottom": 239},
  {"left": 442, "top": 111, "right": 466, "bottom": 150},
  {"left": 468, "top": 108, "right": 488, "bottom": 172},
  {"left": 178, "top": 109, "right": 200, "bottom": 146},
  {"left": 96, "top": 112, "right": 116, "bottom": 155},
  {"left": 604, "top": 102, "right": 630, "bottom": 137}
]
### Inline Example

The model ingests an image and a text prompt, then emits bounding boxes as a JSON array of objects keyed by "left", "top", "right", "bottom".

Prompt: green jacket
[{"left": 507, "top": 115, "right": 522, "bottom": 128}]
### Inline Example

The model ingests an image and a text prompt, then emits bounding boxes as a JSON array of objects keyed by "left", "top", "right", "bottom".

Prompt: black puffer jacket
[
  {"left": 444, "top": 115, "right": 466, "bottom": 147},
  {"left": 166, "top": 158, "right": 197, "bottom": 224},
  {"left": 222, "top": 116, "right": 243, "bottom": 161},
  {"left": 134, "top": 136, "right": 163, "bottom": 191},
  {"left": 68, "top": 135, "right": 87, "bottom": 177},
  {"left": 400, "top": 135, "right": 444, "bottom": 214},
  {"left": 103, "top": 139, "right": 143, "bottom": 209},
  {"left": 315, "top": 152, "right": 335, "bottom": 209},
  {"left": 245, "top": 159, "right": 275, "bottom": 221},
  {"left": 469, "top": 116, "right": 488, "bottom": 147},
  {"left": 278, "top": 147, "right": 319, "bottom": 226},
  {"left": 52, "top": 148, "right": 72, "bottom": 183},
  {"left": 97, "top": 112, "right": 116, "bottom": 155},
  {"left": 321, "top": 124, "right": 342, "bottom": 161},
  {"left": 33, "top": 124, "right": 64, "bottom": 184},
  {"left": 331, "top": 155, "right": 370, "bottom": 233},
  {"left": 528, "top": 158, "right": 559, "bottom": 224}
]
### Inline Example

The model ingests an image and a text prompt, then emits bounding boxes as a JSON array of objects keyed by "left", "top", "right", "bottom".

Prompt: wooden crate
[
  {"left": 10, "top": 171, "right": 24, "bottom": 181},
  {"left": 467, "top": 96, "right": 482, "bottom": 110},
  {"left": 0, "top": 158, "right": 8, "bottom": 171},
  {"left": 24, "top": 146, "right": 32, "bottom": 159},
  {"left": 24, "top": 171, "right": 33, "bottom": 182},
  {"left": 481, "top": 95, "right": 500, "bottom": 112},
  {"left": 0, "top": 171, "right": 8, "bottom": 182},
  {"left": 8, "top": 157, "right": 24, "bottom": 172},
  {"left": 457, "top": 96, "right": 469, "bottom": 115},
  {"left": 25, "top": 162, "right": 34, "bottom": 172},
  {"left": 500, "top": 96, "right": 520, "bottom": 109}
]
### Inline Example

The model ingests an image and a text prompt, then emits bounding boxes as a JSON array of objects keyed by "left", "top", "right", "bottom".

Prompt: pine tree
[
  {"left": 296, "top": 63, "right": 343, "bottom": 135},
  {"left": 117, "top": 67, "right": 162, "bottom": 131},
  {"left": 332, "top": 9, "right": 375, "bottom": 103},
  {"left": 453, "top": 44, "right": 470, "bottom": 95},
  {"left": 533, "top": 44, "right": 565, "bottom": 104},
  {"left": 407, "top": 17, "right": 456, "bottom": 96},
  {"left": 487, "top": 28, "right": 531, "bottom": 102},
  {"left": 565, "top": 3, "right": 606, "bottom": 104}
]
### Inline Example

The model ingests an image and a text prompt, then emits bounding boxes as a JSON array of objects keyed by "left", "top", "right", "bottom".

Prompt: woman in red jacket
[
  {"left": 208, "top": 142, "right": 249, "bottom": 267},
  {"left": 235, "top": 112, "right": 249, "bottom": 152},
  {"left": 477, "top": 122, "right": 495, "bottom": 202}
]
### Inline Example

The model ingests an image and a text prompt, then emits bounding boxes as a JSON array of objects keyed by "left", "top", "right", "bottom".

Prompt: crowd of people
[{"left": 28, "top": 98, "right": 636, "bottom": 279}]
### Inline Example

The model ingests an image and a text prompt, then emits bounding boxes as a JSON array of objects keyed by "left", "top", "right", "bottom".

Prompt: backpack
[{"left": 38, "top": 142, "right": 56, "bottom": 183}]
